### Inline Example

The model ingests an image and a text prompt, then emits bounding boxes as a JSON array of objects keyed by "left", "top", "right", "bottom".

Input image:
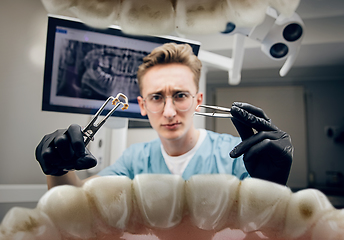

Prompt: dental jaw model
[
  {"left": 41, "top": 0, "right": 300, "bottom": 35},
  {"left": 1, "top": 174, "right": 343, "bottom": 240}
]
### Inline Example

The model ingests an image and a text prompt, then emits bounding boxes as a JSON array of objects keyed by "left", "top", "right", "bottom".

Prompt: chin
[
  {"left": 158, "top": 125, "right": 184, "bottom": 139},
  {"left": 159, "top": 130, "right": 183, "bottom": 142}
]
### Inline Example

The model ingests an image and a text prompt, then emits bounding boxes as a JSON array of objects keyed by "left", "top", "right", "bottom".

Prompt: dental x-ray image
[{"left": 56, "top": 39, "right": 148, "bottom": 103}]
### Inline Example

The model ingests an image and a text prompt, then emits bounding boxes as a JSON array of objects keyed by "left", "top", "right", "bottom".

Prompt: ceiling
[{"left": 184, "top": 0, "right": 344, "bottom": 71}]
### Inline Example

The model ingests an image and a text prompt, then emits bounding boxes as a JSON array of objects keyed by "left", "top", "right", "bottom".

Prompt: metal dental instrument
[
  {"left": 194, "top": 104, "right": 233, "bottom": 118},
  {"left": 82, "top": 93, "right": 129, "bottom": 146}
]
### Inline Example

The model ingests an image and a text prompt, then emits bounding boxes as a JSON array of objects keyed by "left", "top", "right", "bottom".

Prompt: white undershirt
[{"left": 161, "top": 129, "right": 207, "bottom": 176}]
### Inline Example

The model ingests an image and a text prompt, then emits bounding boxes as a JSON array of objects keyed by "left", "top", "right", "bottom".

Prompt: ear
[
  {"left": 194, "top": 92, "right": 203, "bottom": 112},
  {"left": 137, "top": 96, "right": 147, "bottom": 116}
]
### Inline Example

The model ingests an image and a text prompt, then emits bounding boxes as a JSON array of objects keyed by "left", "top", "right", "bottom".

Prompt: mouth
[
  {"left": 161, "top": 122, "right": 181, "bottom": 129},
  {"left": 1, "top": 174, "right": 343, "bottom": 240}
]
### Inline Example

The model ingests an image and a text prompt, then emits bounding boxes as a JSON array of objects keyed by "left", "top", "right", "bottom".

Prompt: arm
[
  {"left": 47, "top": 172, "right": 82, "bottom": 189},
  {"left": 46, "top": 172, "right": 100, "bottom": 190}
]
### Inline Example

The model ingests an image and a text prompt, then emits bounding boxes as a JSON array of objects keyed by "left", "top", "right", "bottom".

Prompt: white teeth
[
  {"left": 40, "top": 0, "right": 301, "bottom": 34},
  {"left": 283, "top": 188, "right": 335, "bottom": 239},
  {"left": 1, "top": 174, "right": 343, "bottom": 239},
  {"left": 133, "top": 174, "right": 185, "bottom": 228},
  {"left": 71, "top": 0, "right": 121, "bottom": 28},
  {"left": 37, "top": 185, "right": 94, "bottom": 239},
  {"left": 0, "top": 207, "right": 61, "bottom": 240},
  {"left": 268, "top": 0, "right": 300, "bottom": 17},
  {"left": 185, "top": 174, "right": 239, "bottom": 230},
  {"left": 312, "top": 209, "right": 344, "bottom": 240},
  {"left": 175, "top": 0, "right": 231, "bottom": 34},
  {"left": 119, "top": 0, "right": 175, "bottom": 35},
  {"left": 226, "top": 0, "right": 270, "bottom": 27},
  {"left": 82, "top": 176, "right": 132, "bottom": 229},
  {"left": 41, "top": 0, "right": 75, "bottom": 14},
  {"left": 238, "top": 178, "right": 292, "bottom": 234}
]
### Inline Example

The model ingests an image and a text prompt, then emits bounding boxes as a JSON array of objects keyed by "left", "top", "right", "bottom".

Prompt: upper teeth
[
  {"left": 82, "top": 176, "right": 133, "bottom": 229},
  {"left": 238, "top": 177, "right": 292, "bottom": 235},
  {"left": 185, "top": 174, "right": 240, "bottom": 230},
  {"left": 40, "top": 0, "right": 300, "bottom": 34},
  {"left": 133, "top": 174, "right": 185, "bottom": 228},
  {"left": 0, "top": 207, "right": 61, "bottom": 240},
  {"left": 284, "top": 188, "right": 335, "bottom": 238},
  {"left": 36, "top": 184, "right": 94, "bottom": 239},
  {"left": 1, "top": 174, "right": 342, "bottom": 239}
]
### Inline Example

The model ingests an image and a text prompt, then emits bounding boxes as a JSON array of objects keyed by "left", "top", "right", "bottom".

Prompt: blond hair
[{"left": 137, "top": 43, "right": 202, "bottom": 93}]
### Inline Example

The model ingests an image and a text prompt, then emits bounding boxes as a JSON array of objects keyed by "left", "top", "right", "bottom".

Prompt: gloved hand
[
  {"left": 229, "top": 102, "right": 293, "bottom": 185},
  {"left": 35, "top": 124, "right": 97, "bottom": 176}
]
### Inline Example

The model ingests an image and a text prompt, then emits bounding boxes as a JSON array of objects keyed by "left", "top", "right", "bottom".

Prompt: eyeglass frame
[{"left": 142, "top": 91, "right": 197, "bottom": 113}]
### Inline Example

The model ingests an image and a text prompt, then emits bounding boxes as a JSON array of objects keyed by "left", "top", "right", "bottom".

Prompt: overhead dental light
[
  {"left": 40, "top": 0, "right": 304, "bottom": 84},
  {"left": 199, "top": 7, "right": 305, "bottom": 84}
]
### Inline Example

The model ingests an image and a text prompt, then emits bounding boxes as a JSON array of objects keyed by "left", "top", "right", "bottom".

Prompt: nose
[{"left": 162, "top": 97, "right": 176, "bottom": 119}]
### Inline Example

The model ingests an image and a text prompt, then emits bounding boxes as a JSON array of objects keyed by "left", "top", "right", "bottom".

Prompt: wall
[
  {"left": 0, "top": 1, "right": 157, "bottom": 184},
  {"left": 214, "top": 85, "right": 308, "bottom": 189},
  {"left": 0, "top": 0, "right": 88, "bottom": 184},
  {"left": 305, "top": 80, "right": 344, "bottom": 188},
  {"left": 0, "top": 0, "right": 206, "bottom": 185},
  {"left": 0, "top": 1, "right": 110, "bottom": 184},
  {"left": 206, "top": 66, "right": 344, "bottom": 189}
]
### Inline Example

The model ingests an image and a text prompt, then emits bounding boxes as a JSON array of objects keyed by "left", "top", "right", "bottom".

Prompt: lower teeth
[{"left": 1, "top": 174, "right": 342, "bottom": 240}]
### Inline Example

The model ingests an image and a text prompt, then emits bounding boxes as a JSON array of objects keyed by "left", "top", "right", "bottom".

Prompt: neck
[{"left": 160, "top": 128, "right": 200, "bottom": 156}]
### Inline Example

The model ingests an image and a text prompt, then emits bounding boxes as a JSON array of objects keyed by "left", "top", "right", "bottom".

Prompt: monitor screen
[{"left": 42, "top": 15, "right": 201, "bottom": 120}]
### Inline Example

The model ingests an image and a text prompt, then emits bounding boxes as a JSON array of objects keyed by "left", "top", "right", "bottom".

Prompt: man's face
[{"left": 137, "top": 63, "right": 203, "bottom": 141}]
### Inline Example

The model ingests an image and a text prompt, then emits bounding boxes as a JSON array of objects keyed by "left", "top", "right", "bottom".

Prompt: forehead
[{"left": 140, "top": 63, "right": 197, "bottom": 95}]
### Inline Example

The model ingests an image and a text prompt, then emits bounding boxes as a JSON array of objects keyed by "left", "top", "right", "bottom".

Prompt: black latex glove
[
  {"left": 35, "top": 124, "right": 97, "bottom": 176},
  {"left": 229, "top": 102, "right": 293, "bottom": 185}
]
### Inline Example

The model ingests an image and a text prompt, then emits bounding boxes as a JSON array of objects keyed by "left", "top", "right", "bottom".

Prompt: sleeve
[
  {"left": 215, "top": 132, "right": 250, "bottom": 180},
  {"left": 97, "top": 145, "right": 136, "bottom": 179},
  {"left": 224, "top": 135, "right": 250, "bottom": 180},
  {"left": 232, "top": 155, "right": 250, "bottom": 180}
]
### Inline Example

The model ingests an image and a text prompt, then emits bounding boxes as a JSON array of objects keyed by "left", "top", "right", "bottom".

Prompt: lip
[{"left": 161, "top": 122, "right": 181, "bottom": 130}]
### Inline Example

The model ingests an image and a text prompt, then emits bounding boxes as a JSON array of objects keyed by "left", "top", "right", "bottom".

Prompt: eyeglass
[{"left": 143, "top": 92, "right": 196, "bottom": 113}]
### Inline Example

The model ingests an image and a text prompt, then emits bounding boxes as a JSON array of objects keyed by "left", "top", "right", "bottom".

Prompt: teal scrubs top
[{"left": 97, "top": 130, "right": 249, "bottom": 180}]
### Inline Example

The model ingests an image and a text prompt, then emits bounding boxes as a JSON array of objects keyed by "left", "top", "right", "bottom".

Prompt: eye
[
  {"left": 174, "top": 92, "right": 188, "bottom": 100},
  {"left": 149, "top": 94, "right": 163, "bottom": 102}
]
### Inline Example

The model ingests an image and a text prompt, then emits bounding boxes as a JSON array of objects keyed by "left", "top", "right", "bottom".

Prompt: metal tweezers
[
  {"left": 82, "top": 93, "right": 129, "bottom": 146},
  {"left": 194, "top": 104, "right": 233, "bottom": 118}
]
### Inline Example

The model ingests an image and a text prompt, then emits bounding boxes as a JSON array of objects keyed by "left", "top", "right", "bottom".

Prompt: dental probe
[
  {"left": 194, "top": 104, "right": 233, "bottom": 118},
  {"left": 82, "top": 93, "right": 129, "bottom": 146}
]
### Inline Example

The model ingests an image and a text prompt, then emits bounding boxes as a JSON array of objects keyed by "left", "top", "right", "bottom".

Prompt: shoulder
[
  {"left": 205, "top": 130, "right": 241, "bottom": 144},
  {"left": 98, "top": 138, "right": 162, "bottom": 178},
  {"left": 127, "top": 137, "right": 161, "bottom": 149},
  {"left": 124, "top": 138, "right": 161, "bottom": 156},
  {"left": 202, "top": 130, "right": 241, "bottom": 152}
]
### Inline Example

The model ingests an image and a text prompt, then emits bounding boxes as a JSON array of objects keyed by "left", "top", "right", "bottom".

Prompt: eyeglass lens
[{"left": 145, "top": 92, "right": 194, "bottom": 113}]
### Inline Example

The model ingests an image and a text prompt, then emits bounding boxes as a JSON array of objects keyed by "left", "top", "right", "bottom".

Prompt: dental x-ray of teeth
[
  {"left": 1, "top": 0, "right": 344, "bottom": 239},
  {"left": 56, "top": 40, "right": 145, "bottom": 103}
]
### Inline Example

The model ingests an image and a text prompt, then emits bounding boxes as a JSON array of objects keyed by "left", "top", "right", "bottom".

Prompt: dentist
[{"left": 36, "top": 43, "right": 293, "bottom": 189}]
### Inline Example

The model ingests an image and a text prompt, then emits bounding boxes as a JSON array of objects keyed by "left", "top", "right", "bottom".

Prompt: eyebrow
[{"left": 149, "top": 90, "right": 190, "bottom": 96}]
